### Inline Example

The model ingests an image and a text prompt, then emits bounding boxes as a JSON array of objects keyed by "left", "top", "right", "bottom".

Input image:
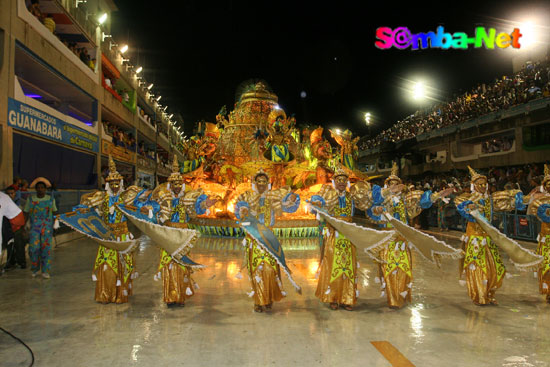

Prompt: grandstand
[{"left": 357, "top": 56, "right": 550, "bottom": 177}]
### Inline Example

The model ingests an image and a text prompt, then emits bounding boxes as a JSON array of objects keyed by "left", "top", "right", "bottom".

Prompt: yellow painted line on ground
[{"left": 370, "top": 341, "right": 415, "bottom": 367}]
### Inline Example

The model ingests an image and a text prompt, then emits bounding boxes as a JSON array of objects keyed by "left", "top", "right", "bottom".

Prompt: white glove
[
  {"left": 53, "top": 219, "right": 60, "bottom": 230},
  {"left": 109, "top": 206, "right": 115, "bottom": 215}
]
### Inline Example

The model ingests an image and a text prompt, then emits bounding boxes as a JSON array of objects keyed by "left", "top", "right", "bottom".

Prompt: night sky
[{"left": 111, "top": 0, "right": 549, "bottom": 137}]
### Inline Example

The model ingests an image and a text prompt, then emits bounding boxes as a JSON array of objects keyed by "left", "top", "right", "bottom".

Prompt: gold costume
[
  {"left": 81, "top": 157, "right": 142, "bottom": 304},
  {"left": 150, "top": 157, "right": 207, "bottom": 305},
  {"left": 369, "top": 189, "right": 430, "bottom": 308},
  {"left": 312, "top": 178, "right": 373, "bottom": 307},
  {"left": 245, "top": 240, "right": 285, "bottom": 306},
  {"left": 528, "top": 164, "right": 550, "bottom": 302},
  {"left": 455, "top": 166, "right": 537, "bottom": 305},
  {"left": 235, "top": 174, "right": 299, "bottom": 308}
]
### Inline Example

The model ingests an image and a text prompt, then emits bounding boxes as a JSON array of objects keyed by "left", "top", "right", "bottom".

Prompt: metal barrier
[
  {"left": 429, "top": 205, "right": 540, "bottom": 242},
  {"left": 493, "top": 212, "right": 541, "bottom": 242}
]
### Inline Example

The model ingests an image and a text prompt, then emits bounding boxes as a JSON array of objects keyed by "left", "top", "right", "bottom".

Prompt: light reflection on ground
[{"left": 0, "top": 235, "right": 548, "bottom": 366}]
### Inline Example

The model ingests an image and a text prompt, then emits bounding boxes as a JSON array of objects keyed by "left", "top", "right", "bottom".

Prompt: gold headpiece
[
  {"left": 254, "top": 169, "right": 269, "bottom": 182},
  {"left": 333, "top": 166, "right": 349, "bottom": 179},
  {"left": 385, "top": 161, "right": 401, "bottom": 185},
  {"left": 543, "top": 164, "right": 550, "bottom": 185},
  {"left": 268, "top": 107, "right": 287, "bottom": 125},
  {"left": 167, "top": 155, "right": 183, "bottom": 183},
  {"left": 342, "top": 129, "right": 353, "bottom": 139},
  {"left": 310, "top": 127, "right": 324, "bottom": 146},
  {"left": 204, "top": 122, "right": 220, "bottom": 139},
  {"left": 468, "top": 165, "right": 486, "bottom": 183},
  {"left": 106, "top": 155, "right": 123, "bottom": 182}
]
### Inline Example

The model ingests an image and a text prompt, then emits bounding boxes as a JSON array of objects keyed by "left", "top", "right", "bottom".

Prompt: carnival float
[{"left": 175, "top": 80, "right": 369, "bottom": 238}]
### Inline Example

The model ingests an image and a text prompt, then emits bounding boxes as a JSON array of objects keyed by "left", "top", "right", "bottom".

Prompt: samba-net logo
[{"left": 375, "top": 26, "right": 522, "bottom": 50}]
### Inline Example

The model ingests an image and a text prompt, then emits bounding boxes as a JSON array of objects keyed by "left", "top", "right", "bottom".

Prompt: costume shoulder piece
[
  {"left": 404, "top": 189, "right": 425, "bottom": 219},
  {"left": 453, "top": 192, "right": 473, "bottom": 206},
  {"left": 269, "top": 186, "right": 292, "bottom": 201},
  {"left": 318, "top": 184, "right": 337, "bottom": 198},
  {"left": 492, "top": 189, "right": 522, "bottom": 211},
  {"left": 350, "top": 181, "right": 372, "bottom": 210},
  {"left": 183, "top": 186, "right": 204, "bottom": 203},
  {"left": 529, "top": 194, "right": 550, "bottom": 216},
  {"left": 404, "top": 189, "right": 424, "bottom": 206},
  {"left": 80, "top": 190, "right": 105, "bottom": 207},
  {"left": 122, "top": 185, "right": 144, "bottom": 205},
  {"left": 317, "top": 184, "right": 339, "bottom": 209},
  {"left": 267, "top": 186, "right": 292, "bottom": 214},
  {"left": 151, "top": 183, "right": 171, "bottom": 203},
  {"left": 237, "top": 190, "right": 255, "bottom": 204}
]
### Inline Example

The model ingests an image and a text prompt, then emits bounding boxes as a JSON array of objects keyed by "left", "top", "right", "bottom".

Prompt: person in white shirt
[{"left": 0, "top": 191, "right": 24, "bottom": 255}]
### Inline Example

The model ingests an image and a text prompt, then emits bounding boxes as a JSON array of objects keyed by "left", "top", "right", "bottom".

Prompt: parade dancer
[
  {"left": 309, "top": 167, "right": 377, "bottom": 311},
  {"left": 367, "top": 163, "right": 455, "bottom": 309},
  {"left": 234, "top": 169, "right": 301, "bottom": 312},
  {"left": 136, "top": 155, "right": 217, "bottom": 306},
  {"left": 527, "top": 164, "right": 550, "bottom": 303},
  {"left": 455, "top": 166, "right": 541, "bottom": 305},
  {"left": 78, "top": 156, "right": 142, "bottom": 303}
]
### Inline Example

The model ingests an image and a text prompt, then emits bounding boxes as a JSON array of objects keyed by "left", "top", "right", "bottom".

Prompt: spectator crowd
[
  {"left": 102, "top": 121, "right": 136, "bottom": 150},
  {"left": 28, "top": 0, "right": 95, "bottom": 72},
  {"left": 360, "top": 58, "right": 550, "bottom": 150},
  {"left": 481, "top": 136, "right": 515, "bottom": 154}
]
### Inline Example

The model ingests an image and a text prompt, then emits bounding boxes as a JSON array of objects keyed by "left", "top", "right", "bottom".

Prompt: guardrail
[
  {"left": 55, "top": 0, "right": 98, "bottom": 44},
  {"left": 425, "top": 204, "right": 540, "bottom": 242}
]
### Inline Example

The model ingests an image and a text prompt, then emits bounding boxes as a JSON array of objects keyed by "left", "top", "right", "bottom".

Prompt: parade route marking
[{"left": 371, "top": 341, "right": 415, "bottom": 367}]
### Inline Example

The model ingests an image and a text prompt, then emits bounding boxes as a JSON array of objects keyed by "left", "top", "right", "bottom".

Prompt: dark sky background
[{"left": 111, "top": 0, "right": 549, "bottom": 137}]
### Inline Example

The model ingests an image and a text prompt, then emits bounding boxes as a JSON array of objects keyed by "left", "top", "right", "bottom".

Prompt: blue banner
[
  {"left": 118, "top": 204, "right": 203, "bottom": 268},
  {"left": 7, "top": 98, "right": 99, "bottom": 152},
  {"left": 59, "top": 209, "right": 116, "bottom": 241},
  {"left": 240, "top": 215, "right": 302, "bottom": 292}
]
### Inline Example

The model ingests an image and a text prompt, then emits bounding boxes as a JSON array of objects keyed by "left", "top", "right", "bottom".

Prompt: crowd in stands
[
  {"left": 158, "top": 124, "right": 168, "bottom": 139},
  {"left": 103, "top": 76, "right": 132, "bottom": 104},
  {"left": 360, "top": 58, "right": 550, "bottom": 150},
  {"left": 138, "top": 141, "right": 156, "bottom": 160},
  {"left": 138, "top": 107, "right": 155, "bottom": 127},
  {"left": 28, "top": 0, "right": 95, "bottom": 72},
  {"left": 157, "top": 154, "right": 171, "bottom": 170},
  {"left": 102, "top": 120, "right": 178, "bottom": 163},
  {"left": 102, "top": 121, "right": 136, "bottom": 150},
  {"left": 481, "top": 136, "right": 515, "bottom": 154}
]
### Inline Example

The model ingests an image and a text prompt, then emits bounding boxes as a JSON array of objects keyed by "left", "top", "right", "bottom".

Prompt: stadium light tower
[
  {"left": 364, "top": 112, "right": 371, "bottom": 125},
  {"left": 413, "top": 81, "right": 426, "bottom": 100},
  {"left": 519, "top": 21, "right": 538, "bottom": 49}
]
